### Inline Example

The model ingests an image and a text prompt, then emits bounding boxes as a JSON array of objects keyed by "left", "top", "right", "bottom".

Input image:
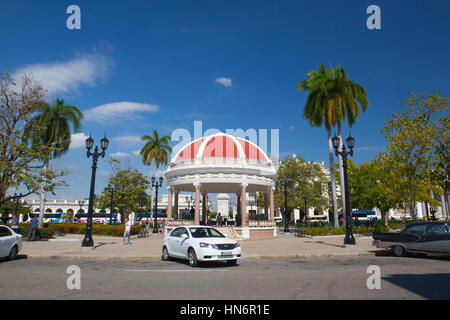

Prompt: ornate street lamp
[
  {"left": 279, "top": 175, "right": 291, "bottom": 233},
  {"left": 138, "top": 192, "right": 145, "bottom": 221},
  {"left": 187, "top": 195, "right": 193, "bottom": 211},
  {"left": 151, "top": 176, "right": 164, "bottom": 233},
  {"left": 14, "top": 192, "right": 22, "bottom": 217},
  {"left": 302, "top": 193, "right": 308, "bottom": 224},
  {"left": 107, "top": 184, "right": 116, "bottom": 224},
  {"left": 82, "top": 134, "right": 109, "bottom": 248},
  {"left": 332, "top": 133, "right": 356, "bottom": 246}
]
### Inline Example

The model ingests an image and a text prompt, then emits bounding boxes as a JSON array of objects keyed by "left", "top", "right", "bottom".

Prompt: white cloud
[
  {"left": 112, "top": 135, "right": 143, "bottom": 145},
  {"left": 70, "top": 132, "right": 89, "bottom": 149},
  {"left": 110, "top": 151, "right": 131, "bottom": 158},
  {"left": 215, "top": 77, "right": 232, "bottom": 87},
  {"left": 13, "top": 53, "right": 111, "bottom": 95},
  {"left": 132, "top": 150, "right": 141, "bottom": 156},
  {"left": 289, "top": 126, "right": 294, "bottom": 131},
  {"left": 84, "top": 102, "right": 159, "bottom": 124}
]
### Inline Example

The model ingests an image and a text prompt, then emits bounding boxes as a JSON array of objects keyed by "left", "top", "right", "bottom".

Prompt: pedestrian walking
[
  {"left": 123, "top": 218, "right": 131, "bottom": 245},
  {"left": 145, "top": 219, "right": 150, "bottom": 234},
  {"left": 27, "top": 215, "right": 39, "bottom": 241},
  {"left": 217, "top": 212, "right": 222, "bottom": 226},
  {"left": 11, "top": 215, "right": 19, "bottom": 233}
]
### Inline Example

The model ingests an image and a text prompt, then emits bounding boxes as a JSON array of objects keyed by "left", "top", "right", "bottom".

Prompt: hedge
[{"left": 16, "top": 223, "right": 141, "bottom": 238}]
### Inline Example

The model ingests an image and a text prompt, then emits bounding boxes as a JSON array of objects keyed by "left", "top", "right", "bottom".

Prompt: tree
[
  {"left": 140, "top": 130, "right": 172, "bottom": 212},
  {"left": 97, "top": 158, "right": 151, "bottom": 223},
  {"left": 338, "top": 158, "right": 403, "bottom": 227},
  {"left": 380, "top": 91, "right": 448, "bottom": 219},
  {"left": 275, "top": 155, "right": 329, "bottom": 224},
  {"left": 298, "top": 63, "right": 368, "bottom": 227},
  {"left": 30, "top": 98, "right": 83, "bottom": 225},
  {"left": 0, "top": 73, "right": 64, "bottom": 207}
]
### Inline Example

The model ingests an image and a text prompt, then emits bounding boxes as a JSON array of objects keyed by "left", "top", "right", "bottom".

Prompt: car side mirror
[{"left": 181, "top": 233, "right": 188, "bottom": 239}]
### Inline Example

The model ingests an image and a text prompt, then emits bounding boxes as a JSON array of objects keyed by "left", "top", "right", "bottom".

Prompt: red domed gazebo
[{"left": 164, "top": 132, "right": 278, "bottom": 239}]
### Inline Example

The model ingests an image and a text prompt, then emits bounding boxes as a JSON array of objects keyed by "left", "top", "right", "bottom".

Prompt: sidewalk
[{"left": 19, "top": 232, "right": 381, "bottom": 261}]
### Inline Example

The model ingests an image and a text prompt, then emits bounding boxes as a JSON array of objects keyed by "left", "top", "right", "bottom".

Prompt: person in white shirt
[{"left": 123, "top": 218, "right": 131, "bottom": 245}]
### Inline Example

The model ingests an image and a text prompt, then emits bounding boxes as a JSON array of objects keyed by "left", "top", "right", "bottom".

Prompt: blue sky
[{"left": 2, "top": 0, "right": 449, "bottom": 201}]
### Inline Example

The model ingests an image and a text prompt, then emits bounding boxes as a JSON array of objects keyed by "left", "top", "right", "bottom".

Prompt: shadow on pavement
[
  {"left": 0, "top": 254, "right": 28, "bottom": 263},
  {"left": 383, "top": 273, "right": 450, "bottom": 299}
]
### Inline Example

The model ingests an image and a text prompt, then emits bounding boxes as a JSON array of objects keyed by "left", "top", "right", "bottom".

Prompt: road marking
[{"left": 124, "top": 269, "right": 229, "bottom": 272}]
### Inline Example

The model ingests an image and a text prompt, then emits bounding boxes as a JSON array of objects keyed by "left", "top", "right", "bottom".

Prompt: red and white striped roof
[{"left": 172, "top": 133, "right": 270, "bottom": 163}]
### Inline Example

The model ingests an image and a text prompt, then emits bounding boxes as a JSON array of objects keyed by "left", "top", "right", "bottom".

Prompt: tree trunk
[
  {"left": 328, "top": 132, "right": 339, "bottom": 229},
  {"left": 381, "top": 209, "right": 389, "bottom": 227},
  {"left": 38, "top": 159, "right": 49, "bottom": 228},
  {"left": 337, "top": 122, "right": 346, "bottom": 227}
]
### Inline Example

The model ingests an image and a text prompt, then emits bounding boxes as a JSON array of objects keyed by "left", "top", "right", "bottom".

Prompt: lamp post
[
  {"left": 302, "top": 193, "right": 308, "bottom": 224},
  {"left": 82, "top": 134, "right": 109, "bottom": 248},
  {"left": 107, "top": 184, "right": 116, "bottom": 224},
  {"left": 187, "top": 195, "right": 193, "bottom": 211},
  {"left": 139, "top": 192, "right": 145, "bottom": 222},
  {"left": 279, "top": 175, "right": 291, "bottom": 233},
  {"left": 152, "top": 176, "right": 164, "bottom": 233},
  {"left": 14, "top": 193, "right": 22, "bottom": 217},
  {"left": 332, "top": 133, "right": 356, "bottom": 246}
]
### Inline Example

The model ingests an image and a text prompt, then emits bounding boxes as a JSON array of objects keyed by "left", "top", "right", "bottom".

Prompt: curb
[{"left": 25, "top": 251, "right": 377, "bottom": 262}]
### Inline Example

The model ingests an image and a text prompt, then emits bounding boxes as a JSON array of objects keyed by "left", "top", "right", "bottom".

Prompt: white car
[
  {"left": 162, "top": 226, "right": 241, "bottom": 267},
  {"left": 0, "top": 225, "right": 23, "bottom": 261}
]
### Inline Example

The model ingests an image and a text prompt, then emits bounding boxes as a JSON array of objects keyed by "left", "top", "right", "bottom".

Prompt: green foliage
[
  {"left": 0, "top": 73, "right": 66, "bottom": 207},
  {"left": 298, "top": 220, "right": 404, "bottom": 236},
  {"left": 275, "top": 155, "right": 329, "bottom": 218},
  {"left": 18, "top": 223, "right": 140, "bottom": 237},
  {"left": 380, "top": 91, "right": 448, "bottom": 216},
  {"left": 98, "top": 158, "right": 151, "bottom": 222},
  {"left": 140, "top": 129, "right": 172, "bottom": 169},
  {"left": 208, "top": 211, "right": 217, "bottom": 218}
]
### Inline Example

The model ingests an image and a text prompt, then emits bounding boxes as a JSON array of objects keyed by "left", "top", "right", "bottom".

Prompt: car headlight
[
  {"left": 235, "top": 242, "right": 240, "bottom": 248},
  {"left": 199, "top": 243, "right": 219, "bottom": 249}
]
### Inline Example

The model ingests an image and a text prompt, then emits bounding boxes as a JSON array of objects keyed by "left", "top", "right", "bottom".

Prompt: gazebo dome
[
  {"left": 164, "top": 133, "right": 277, "bottom": 238},
  {"left": 172, "top": 132, "right": 271, "bottom": 164}
]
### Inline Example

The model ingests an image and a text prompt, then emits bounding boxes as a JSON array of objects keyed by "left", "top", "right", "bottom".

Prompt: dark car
[{"left": 372, "top": 221, "right": 450, "bottom": 257}]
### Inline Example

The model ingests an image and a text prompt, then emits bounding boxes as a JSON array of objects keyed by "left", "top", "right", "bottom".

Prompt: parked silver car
[
  {"left": 0, "top": 225, "right": 23, "bottom": 260},
  {"left": 372, "top": 221, "right": 450, "bottom": 257}
]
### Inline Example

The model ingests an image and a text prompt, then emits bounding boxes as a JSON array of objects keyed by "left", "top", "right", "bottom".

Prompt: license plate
[{"left": 221, "top": 252, "right": 232, "bottom": 257}]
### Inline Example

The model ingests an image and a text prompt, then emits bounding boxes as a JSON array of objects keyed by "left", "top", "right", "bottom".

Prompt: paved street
[{"left": 1, "top": 255, "right": 449, "bottom": 300}]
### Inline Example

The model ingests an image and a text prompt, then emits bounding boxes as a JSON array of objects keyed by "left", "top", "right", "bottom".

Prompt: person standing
[
  {"left": 27, "top": 215, "right": 39, "bottom": 241},
  {"left": 123, "top": 218, "right": 131, "bottom": 245}
]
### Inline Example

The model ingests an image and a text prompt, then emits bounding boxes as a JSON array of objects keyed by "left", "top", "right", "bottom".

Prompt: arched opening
[
  {"left": 45, "top": 208, "right": 52, "bottom": 213},
  {"left": 56, "top": 208, "right": 63, "bottom": 213}
]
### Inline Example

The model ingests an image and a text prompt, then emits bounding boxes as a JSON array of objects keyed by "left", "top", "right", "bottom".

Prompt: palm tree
[
  {"left": 31, "top": 99, "right": 83, "bottom": 225},
  {"left": 297, "top": 63, "right": 368, "bottom": 228},
  {"left": 298, "top": 63, "right": 341, "bottom": 228},
  {"left": 330, "top": 67, "right": 368, "bottom": 223},
  {"left": 140, "top": 130, "right": 172, "bottom": 212}
]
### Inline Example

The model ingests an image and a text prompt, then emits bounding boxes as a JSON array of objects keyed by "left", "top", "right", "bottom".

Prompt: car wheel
[
  {"left": 188, "top": 248, "right": 199, "bottom": 267},
  {"left": 226, "top": 259, "right": 237, "bottom": 266},
  {"left": 393, "top": 245, "right": 406, "bottom": 257},
  {"left": 162, "top": 246, "right": 171, "bottom": 261},
  {"left": 8, "top": 246, "right": 18, "bottom": 261}
]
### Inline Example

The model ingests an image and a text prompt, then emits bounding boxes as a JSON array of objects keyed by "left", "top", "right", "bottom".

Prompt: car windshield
[{"left": 189, "top": 227, "right": 225, "bottom": 238}]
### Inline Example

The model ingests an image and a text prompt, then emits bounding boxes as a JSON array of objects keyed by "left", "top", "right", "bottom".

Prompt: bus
[
  {"left": 74, "top": 212, "right": 118, "bottom": 224},
  {"left": 137, "top": 212, "right": 167, "bottom": 224},
  {"left": 26, "top": 213, "right": 63, "bottom": 223},
  {"left": 339, "top": 210, "right": 377, "bottom": 221}
]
